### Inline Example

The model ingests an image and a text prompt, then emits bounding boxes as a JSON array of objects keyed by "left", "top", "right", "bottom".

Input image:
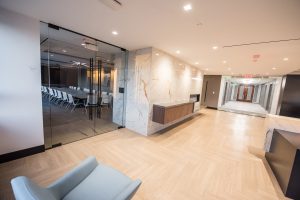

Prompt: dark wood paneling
[
  {"left": 201, "top": 75, "right": 222, "bottom": 108},
  {"left": 152, "top": 102, "right": 194, "bottom": 124},
  {"left": 265, "top": 129, "right": 300, "bottom": 199},
  {"left": 280, "top": 75, "right": 300, "bottom": 118}
]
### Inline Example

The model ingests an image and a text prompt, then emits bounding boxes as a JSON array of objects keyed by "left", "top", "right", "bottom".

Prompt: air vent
[{"left": 98, "top": 0, "right": 123, "bottom": 10}]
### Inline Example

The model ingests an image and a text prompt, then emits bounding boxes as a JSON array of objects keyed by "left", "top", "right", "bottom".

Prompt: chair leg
[{"left": 71, "top": 104, "right": 76, "bottom": 112}]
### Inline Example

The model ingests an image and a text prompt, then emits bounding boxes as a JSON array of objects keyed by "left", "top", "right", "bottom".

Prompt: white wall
[
  {"left": 112, "top": 53, "right": 126, "bottom": 126},
  {"left": 0, "top": 8, "right": 43, "bottom": 155},
  {"left": 269, "top": 77, "right": 283, "bottom": 114},
  {"left": 217, "top": 76, "right": 228, "bottom": 107}
]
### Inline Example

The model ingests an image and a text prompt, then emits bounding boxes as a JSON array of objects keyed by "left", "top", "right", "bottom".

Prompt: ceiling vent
[{"left": 98, "top": 0, "right": 123, "bottom": 10}]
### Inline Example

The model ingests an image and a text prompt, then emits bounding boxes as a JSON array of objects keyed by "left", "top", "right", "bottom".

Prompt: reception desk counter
[
  {"left": 266, "top": 129, "right": 300, "bottom": 199},
  {"left": 152, "top": 101, "right": 194, "bottom": 124}
]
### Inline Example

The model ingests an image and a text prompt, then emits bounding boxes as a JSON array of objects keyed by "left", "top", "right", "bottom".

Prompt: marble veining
[
  {"left": 125, "top": 47, "right": 203, "bottom": 136},
  {"left": 112, "top": 54, "right": 125, "bottom": 126}
]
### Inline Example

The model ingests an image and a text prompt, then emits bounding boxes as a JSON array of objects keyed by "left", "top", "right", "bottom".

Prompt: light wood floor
[{"left": 0, "top": 109, "right": 287, "bottom": 200}]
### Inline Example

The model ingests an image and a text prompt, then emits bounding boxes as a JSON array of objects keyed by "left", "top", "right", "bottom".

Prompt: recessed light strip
[{"left": 223, "top": 37, "right": 300, "bottom": 48}]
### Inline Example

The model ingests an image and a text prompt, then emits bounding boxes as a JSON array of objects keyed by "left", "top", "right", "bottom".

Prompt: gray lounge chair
[{"left": 11, "top": 156, "right": 141, "bottom": 200}]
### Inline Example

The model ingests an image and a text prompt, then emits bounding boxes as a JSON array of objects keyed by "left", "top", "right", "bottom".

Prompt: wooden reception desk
[
  {"left": 152, "top": 101, "right": 194, "bottom": 124},
  {"left": 265, "top": 129, "right": 300, "bottom": 199}
]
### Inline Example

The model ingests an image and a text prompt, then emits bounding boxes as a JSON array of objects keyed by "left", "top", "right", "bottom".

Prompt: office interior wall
[{"left": 0, "top": 8, "right": 44, "bottom": 155}]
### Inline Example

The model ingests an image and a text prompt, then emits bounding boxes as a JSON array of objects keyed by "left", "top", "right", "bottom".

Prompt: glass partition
[{"left": 40, "top": 22, "right": 126, "bottom": 148}]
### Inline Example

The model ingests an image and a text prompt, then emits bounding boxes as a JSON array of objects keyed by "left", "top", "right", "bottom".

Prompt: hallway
[{"left": 221, "top": 101, "right": 268, "bottom": 115}]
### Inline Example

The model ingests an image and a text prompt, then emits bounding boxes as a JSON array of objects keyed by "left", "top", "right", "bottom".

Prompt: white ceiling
[{"left": 1, "top": 0, "right": 300, "bottom": 75}]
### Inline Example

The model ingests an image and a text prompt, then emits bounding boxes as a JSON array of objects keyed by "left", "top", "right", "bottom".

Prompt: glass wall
[{"left": 40, "top": 22, "right": 126, "bottom": 149}]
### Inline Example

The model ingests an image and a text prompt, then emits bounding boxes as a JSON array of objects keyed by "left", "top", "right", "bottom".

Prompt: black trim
[
  {"left": 118, "top": 126, "right": 125, "bottom": 129},
  {"left": 0, "top": 145, "right": 45, "bottom": 164},
  {"left": 206, "top": 106, "right": 217, "bottom": 110},
  {"left": 52, "top": 143, "right": 62, "bottom": 148},
  {"left": 40, "top": 37, "right": 48, "bottom": 45},
  {"left": 48, "top": 23, "right": 60, "bottom": 30},
  {"left": 41, "top": 21, "right": 127, "bottom": 51}
]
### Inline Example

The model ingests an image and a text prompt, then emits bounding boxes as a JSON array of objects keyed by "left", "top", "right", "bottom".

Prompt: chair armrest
[
  {"left": 48, "top": 156, "right": 98, "bottom": 199},
  {"left": 114, "top": 179, "right": 142, "bottom": 200}
]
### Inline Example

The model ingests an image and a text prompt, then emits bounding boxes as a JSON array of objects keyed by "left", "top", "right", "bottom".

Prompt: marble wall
[
  {"left": 112, "top": 53, "right": 126, "bottom": 126},
  {"left": 125, "top": 47, "right": 203, "bottom": 136}
]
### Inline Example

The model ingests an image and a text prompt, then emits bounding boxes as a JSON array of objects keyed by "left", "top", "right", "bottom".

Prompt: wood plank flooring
[{"left": 0, "top": 109, "right": 287, "bottom": 200}]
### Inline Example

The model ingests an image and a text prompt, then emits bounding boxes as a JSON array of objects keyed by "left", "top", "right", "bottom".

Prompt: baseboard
[{"left": 0, "top": 145, "right": 45, "bottom": 164}]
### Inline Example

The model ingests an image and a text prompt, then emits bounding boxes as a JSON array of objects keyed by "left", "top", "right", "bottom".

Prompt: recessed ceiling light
[
  {"left": 195, "top": 62, "right": 199, "bottom": 65},
  {"left": 81, "top": 43, "right": 86, "bottom": 46},
  {"left": 223, "top": 60, "right": 227, "bottom": 64},
  {"left": 183, "top": 4, "right": 192, "bottom": 11},
  {"left": 212, "top": 46, "right": 218, "bottom": 50},
  {"left": 205, "top": 68, "right": 209, "bottom": 71},
  {"left": 50, "top": 54, "right": 54, "bottom": 57},
  {"left": 112, "top": 31, "right": 118, "bottom": 35},
  {"left": 176, "top": 50, "right": 180, "bottom": 54},
  {"left": 155, "top": 53, "right": 159, "bottom": 56},
  {"left": 283, "top": 57, "right": 289, "bottom": 61},
  {"left": 62, "top": 49, "right": 67, "bottom": 53},
  {"left": 272, "top": 67, "right": 277, "bottom": 70},
  {"left": 179, "top": 63, "right": 182, "bottom": 66}
]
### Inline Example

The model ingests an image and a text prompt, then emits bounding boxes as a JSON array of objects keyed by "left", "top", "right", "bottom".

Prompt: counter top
[
  {"left": 275, "top": 129, "right": 300, "bottom": 149},
  {"left": 153, "top": 100, "right": 194, "bottom": 108}
]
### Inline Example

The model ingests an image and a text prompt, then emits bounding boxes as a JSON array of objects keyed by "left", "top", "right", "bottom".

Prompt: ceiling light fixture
[
  {"left": 183, "top": 4, "right": 192, "bottom": 11},
  {"left": 223, "top": 60, "right": 227, "bottom": 64},
  {"left": 50, "top": 54, "right": 54, "bottom": 57},
  {"left": 283, "top": 57, "right": 289, "bottom": 61},
  {"left": 62, "top": 49, "right": 67, "bottom": 53},
  {"left": 155, "top": 53, "right": 159, "bottom": 56},
  {"left": 112, "top": 31, "right": 118, "bottom": 35},
  {"left": 272, "top": 67, "right": 277, "bottom": 70},
  {"left": 81, "top": 43, "right": 86, "bottom": 46},
  {"left": 212, "top": 46, "right": 218, "bottom": 50},
  {"left": 195, "top": 62, "right": 199, "bottom": 65},
  {"left": 176, "top": 50, "right": 181, "bottom": 54}
]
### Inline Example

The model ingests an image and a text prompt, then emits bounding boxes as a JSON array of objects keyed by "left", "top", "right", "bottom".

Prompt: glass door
[
  {"left": 40, "top": 22, "right": 126, "bottom": 148},
  {"left": 94, "top": 41, "right": 126, "bottom": 134}
]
